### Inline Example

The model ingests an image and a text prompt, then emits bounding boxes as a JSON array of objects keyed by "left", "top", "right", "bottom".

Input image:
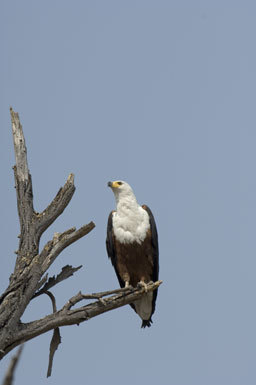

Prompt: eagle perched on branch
[{"left": 106, "top": 180, "right": 159, "bottom": 327}]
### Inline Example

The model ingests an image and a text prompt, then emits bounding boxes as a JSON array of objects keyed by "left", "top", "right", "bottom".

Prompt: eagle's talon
[
  {"left": 137, "top": 281, "right": 148, "bottom": 293},
  {"left": 98, "top": 297, "right": 106, "bottom": 306}
]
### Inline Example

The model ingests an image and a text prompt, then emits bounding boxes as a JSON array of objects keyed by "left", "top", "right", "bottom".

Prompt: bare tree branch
[
  {"left": 10, "top": 108, "right": 29, "bottom": 183},
  {"left": 2, "top": 345, "right": 24, "bottom": 385},
  {"left": 35, "top": 173, "right": 76, "bottom": 237},
  {"left": 39, "top": 223, "right": 95, "bottom": 274},
  {"left": 3, "top": 281, "right": 162, "bottom": 356},
  {"left": 33, "top": 265, "right": 82, "bottom": 299},
  {"left": 10, "top": 108, "right": 36, "bottom": 274}
]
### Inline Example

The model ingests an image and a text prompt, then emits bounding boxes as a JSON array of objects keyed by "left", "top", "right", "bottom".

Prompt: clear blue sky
[{"left": 1, "top": 1, "right": 256, "bottom": 384}]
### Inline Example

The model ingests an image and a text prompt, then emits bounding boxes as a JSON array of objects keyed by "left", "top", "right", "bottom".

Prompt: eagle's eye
[{"left": 117, "top": 181, "right": 123, "bottom": 186}]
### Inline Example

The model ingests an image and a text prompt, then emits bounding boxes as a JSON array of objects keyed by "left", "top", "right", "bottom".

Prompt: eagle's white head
[{"left": 107, "top": 180, "right": 136, "bottom": 205}]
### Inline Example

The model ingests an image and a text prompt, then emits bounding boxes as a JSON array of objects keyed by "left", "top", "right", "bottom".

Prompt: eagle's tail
[{"left": 141, "top": 318, "right": 153, "bottom": 328}]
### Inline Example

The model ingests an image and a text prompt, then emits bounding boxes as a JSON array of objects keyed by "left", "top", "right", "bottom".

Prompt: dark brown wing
[
  {"left": 106, "top": 211, "right": 125, "bottom": 288},
  {"left": 142, "top": 205, "right": 159, "bottom": 315},
  {"left": 106, "top": 211, "right": 137, "bottom": 313}
]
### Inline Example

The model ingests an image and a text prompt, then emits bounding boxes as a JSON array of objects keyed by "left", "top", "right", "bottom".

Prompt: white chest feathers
[{"left": 113, "top": 205, "right": 150, "bottom": 244}]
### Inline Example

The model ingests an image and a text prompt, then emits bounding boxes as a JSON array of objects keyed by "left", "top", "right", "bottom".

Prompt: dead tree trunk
[{"left": 0, "top": 109, "right": 161, "bottom": 372}]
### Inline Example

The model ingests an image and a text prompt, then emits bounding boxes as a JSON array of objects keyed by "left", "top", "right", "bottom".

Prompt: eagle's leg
[
  {"left": 123, "top": 273, "right": 132, "bottom": 289},
  {"left": 137, "top": 280, "right": 148, "bottom": 293}
]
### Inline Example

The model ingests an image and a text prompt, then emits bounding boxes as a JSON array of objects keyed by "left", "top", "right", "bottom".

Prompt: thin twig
[
  {"left": 44, "top": 291, "right": 61, "bottom": 378},
  {"left": 45, "top": 291, "right": 57, "bottom": 313},
  {"left": 63, "top": 286, "right": 137, "bottom": 311},
  {"left": 2, "top": 345, "right": 24, "bottom": 385}
]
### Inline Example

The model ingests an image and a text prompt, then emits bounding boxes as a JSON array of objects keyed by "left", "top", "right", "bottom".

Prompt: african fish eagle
[{"left": 106, "top": 180, "right": 159, "bottom": 328}]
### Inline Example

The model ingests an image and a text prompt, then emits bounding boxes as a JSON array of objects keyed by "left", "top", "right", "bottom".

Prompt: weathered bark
[{"left": 0, "top": 109, "right": 161, "bottom": 375}]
